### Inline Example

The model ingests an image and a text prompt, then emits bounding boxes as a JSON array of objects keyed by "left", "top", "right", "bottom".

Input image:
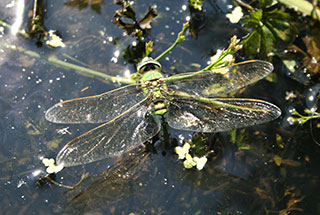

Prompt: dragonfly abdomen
[{"left": 153, "top": 99, "right": 168, "bottom": 115}]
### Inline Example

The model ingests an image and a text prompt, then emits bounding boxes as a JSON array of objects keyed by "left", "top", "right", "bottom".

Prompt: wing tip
[
  {"left": 45, "top": 106, "right": 57, "bottom": 123},
  {"left": 45, "top": 107, "right": 54, "bottom": 122},
  {"left": 256, "top": 60, "right": 274, "bottom": 73},
  {"left": 271, "top": 104, "right": 282, "bottom": 119},
  {"left": 45, "top": 102, "right": 65, "bottom": 123}
]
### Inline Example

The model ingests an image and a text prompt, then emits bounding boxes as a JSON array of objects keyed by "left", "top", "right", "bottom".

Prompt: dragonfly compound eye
[{"left": 137, "top": 58, "right": 162, "bottom": 73}]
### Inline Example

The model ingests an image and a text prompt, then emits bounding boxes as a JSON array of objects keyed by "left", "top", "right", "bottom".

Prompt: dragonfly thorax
[
  {"left": 143, "top": 78, "right": 169, "bottom": 116},
  {"left": 137, "top": 58, "right": 169, "bottom": 116}
]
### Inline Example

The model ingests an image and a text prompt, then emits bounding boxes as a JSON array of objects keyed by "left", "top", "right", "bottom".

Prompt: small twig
[
  {"left": 46, "top": 172, "right": 89, "bottom": 189},
  {"left": 234, "top": 0, "right": 255, "bottom": 12}
]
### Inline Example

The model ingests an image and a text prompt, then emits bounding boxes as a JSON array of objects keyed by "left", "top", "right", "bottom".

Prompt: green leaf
[
  {"left": 242, "top": 30, "right": 261, "bottom": 57},
  {"left": 278, "top": 0, "right": 320, "bottom": 21},
  {"left": 265, "top": 10, "right": 292, "bottom": 42},
  {"left": 260, "top": 0, "right": 278, "bottom": 8},
  {"left": 260, "top": 25, "right": 275, "bottom": 56},
  {"left": 266, "top": 9, "right": 291, "bottom": 19},
  {"left": 243, "top": 10, "right": 263, "bottom": 28},
  {"left": 242, "top": 6, "right": 292, "bottom": 59}
]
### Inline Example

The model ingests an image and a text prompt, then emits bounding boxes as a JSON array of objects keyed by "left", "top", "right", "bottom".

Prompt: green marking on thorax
[
  {"left": 154, "top": 109, "right": 167, "bottom": 115},
  {"left": 137, "top": 57, "right": 169, "bottom": 115},
  {"left": 154, "top": 102, "right": 166, "bottom": 110},
  {"left": 138, "top": 58, "right": 167, "bottom": 94},
  {"left": 141, "top": 70, "right": 164, "bottom": 82}
]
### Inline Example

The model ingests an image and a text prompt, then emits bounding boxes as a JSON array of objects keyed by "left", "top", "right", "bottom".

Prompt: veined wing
[
  {"left": 164, "top": 60, "right": 273, "bottom": 97},
  {"left": 45, "top": 84, "right": 145, "bottom": 124},
  {"left": 167, "top": 91, "right": 281, "bottom": 132},
  {"left": 56, "top": 97, "right": 160, "bottom": 167}
]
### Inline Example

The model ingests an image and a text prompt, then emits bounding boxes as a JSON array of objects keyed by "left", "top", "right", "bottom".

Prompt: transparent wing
[
  {"left": 167, "top": 93, "right": 281, "bottom": 132},
  {"left": 56, "top": 99, "right": 160, "bottom": 167},
  {"left": 45, "top": 84, "right": 145, "bottom": 124},
  {"left": 165, "top": 60, "right": 273, "bottom": 97}
]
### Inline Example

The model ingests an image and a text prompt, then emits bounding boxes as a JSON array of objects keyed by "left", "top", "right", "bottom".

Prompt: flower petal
[
  {"left": 42, "top": 158, "right": 54, "bottom": 167},
  {"left": 195, "top": 156, "right": 208, "bottom": 170}
]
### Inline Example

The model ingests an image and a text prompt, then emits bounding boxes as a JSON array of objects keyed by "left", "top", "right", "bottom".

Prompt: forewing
[
  {"left": 56, "top": 100, "right": 160, "bottom": 167},
  {"left": 45, "top": 84, "right": 145, "bottom": 124},
  {"left": 165, "top": 60, "right": 273, "bottom": 97},
  {"left": 167, "top": 96, "right": 281, "bottom": 133}
]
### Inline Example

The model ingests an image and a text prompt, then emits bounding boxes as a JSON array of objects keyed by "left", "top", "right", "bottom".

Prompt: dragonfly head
[{"left": 137, "top": 57, "right": 162, "bottom": 74}]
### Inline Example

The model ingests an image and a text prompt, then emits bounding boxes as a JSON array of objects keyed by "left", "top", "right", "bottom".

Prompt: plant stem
[
  {"left": 0, "top": 41, "right": 135, "bottom": 85},
  {"left": 154, "top": 22, "right": 189, "bottom": 61},
  {"left": 0, "top": 19, "right": 135, "bottom": 84},
  {"left": 0, "top": 20, "right": 30, "bottom": 38}
]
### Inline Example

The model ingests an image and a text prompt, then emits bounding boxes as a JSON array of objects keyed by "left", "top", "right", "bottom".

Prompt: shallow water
[{"left": 0, "top": 0, "right": 319, "bottom": 214}]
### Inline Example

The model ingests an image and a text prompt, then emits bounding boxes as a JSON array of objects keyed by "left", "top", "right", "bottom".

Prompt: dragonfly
[{"left": 45, "top": 58, "right": 281, "bottom": 167}]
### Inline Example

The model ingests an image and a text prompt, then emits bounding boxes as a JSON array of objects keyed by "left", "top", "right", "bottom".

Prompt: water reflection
[
  {"left": 57, "top": 146, "right": 151, "bottom": 214},
  {"left": 10, "top": 0, "right": 25, "bottom": 35}
]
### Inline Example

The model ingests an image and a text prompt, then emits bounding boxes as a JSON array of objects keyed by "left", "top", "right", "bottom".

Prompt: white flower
[
  {"left": 210, "top": 49, "right": 223, "bottom": 64},
  {"left": 209, "top": 50, "right": 234, "bottom": 66},
  {"left": 42, "top": 157, "right": 64, "bottom": 174},
  {"left": 175, "top": 142, "right": 191, "bottom": 159},
  {"left": 286, "top": 116, "right": 297, "bottom": 125},
  {"left": 183, "top": 154, "right": 196, "bottom": 169},
  {"left": 285, "top": 91, "right": 297, "bottom": 100},
  {"left": 223, "top": 54, "right": 234, "bottom": 63},
  {"left": 226, "top": 6, "right": 244, "bottom": 24},
  {"left": 193, "top": 156, "right": 208, "bottom": 170},
  {"left": 42, "top": 158, "right": 55, "bottom": 167}
]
